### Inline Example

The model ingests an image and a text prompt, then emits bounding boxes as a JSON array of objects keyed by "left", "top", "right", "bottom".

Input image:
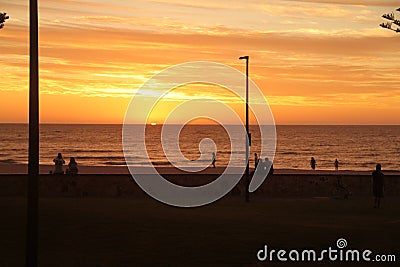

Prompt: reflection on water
[{"left": 0, "top": 124, "right": 399, "bottom": 171}]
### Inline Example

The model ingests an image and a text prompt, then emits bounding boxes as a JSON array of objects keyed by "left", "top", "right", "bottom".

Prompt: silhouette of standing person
[
  {"left": 310, "top": 157, "right": 316, "bottom": 170},
  {"left": 334, "top": 159, "right": 339, "bottom": 171},
  {"left": 372, "top": 163, "right": 384, "bottom": 208},
  {"left": 211, "top": 152, "right": 216, "bottom": 168},
  {"left": 254, "top": 153, "right": 259, "bottom": 169},
  {"left": 53, "top": 152, "right": 65, "bottom": 174}
]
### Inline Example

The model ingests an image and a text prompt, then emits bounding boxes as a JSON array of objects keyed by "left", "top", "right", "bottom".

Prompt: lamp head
[{"left": 239, "top": 56, "right": 249, "bottom": 60}]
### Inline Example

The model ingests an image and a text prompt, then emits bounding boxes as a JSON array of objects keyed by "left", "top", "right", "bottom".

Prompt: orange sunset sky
[{"left": 0, "top": 0, "right": 399, "bottom": 124}]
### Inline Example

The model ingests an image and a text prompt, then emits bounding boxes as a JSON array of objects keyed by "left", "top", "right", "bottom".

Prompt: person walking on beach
[
  {"left": 334, "top": 159, "right": 339, "bottom": 171},
  {"left": 66, "top": 157, "right": 78, "bottom": 175},
  {"left": 310, "top": 157, "right": 316, "bottom": 170},
  {"left": 372, "top": 163, "right": 384, "bottom": 208},
  {"left": 254, "top": 153, "right": 259, "bottom": 169},
  {"left": 53, "top": 153, "right": 65, "bottom": 174},
  {"left": 211, "top": 152, "right": 216, "bottom": 168}
]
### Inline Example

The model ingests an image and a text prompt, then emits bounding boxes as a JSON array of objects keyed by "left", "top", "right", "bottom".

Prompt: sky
[{"left": 0, "top": 0, "right": 399, "bottom": 124}]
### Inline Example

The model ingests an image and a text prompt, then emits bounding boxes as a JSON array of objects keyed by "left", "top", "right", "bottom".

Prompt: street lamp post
[
  {"left": 239, "top": 55, "right": 250, "bottom": 202},
  {"left": 26, "top": 0, "right": 39, "bottom": 266}
]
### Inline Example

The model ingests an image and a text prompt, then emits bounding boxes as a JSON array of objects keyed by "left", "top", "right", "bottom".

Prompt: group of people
[
  {"left": 53, "top": 151, "right": 385, "bottom": 208},
  {"left": 309, "top": 157, "right": 340, "bottom": 171},
  {"left": 51, "top": 153, "right": 78, "bottom": 175},
  {"left": 209, "top": 152, "right": 274, "bottom": 176},
  {"left": 254, "top": 153, "right": 274, "bottom": 176}
]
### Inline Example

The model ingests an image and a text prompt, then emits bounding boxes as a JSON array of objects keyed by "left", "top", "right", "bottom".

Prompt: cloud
[
  {"left": 282, "top": 0, "right": 399, "bottom": 7},
  {"left": 258, "top": 3, "right": 352, "bottom": 19},
  {"left": 1, "top": 0, "right": 400, "bottom": 123}
]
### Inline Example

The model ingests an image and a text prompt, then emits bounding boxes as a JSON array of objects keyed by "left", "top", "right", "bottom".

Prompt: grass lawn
[{"left": 1, "top": 196, "right": 399, "bottom": 267}]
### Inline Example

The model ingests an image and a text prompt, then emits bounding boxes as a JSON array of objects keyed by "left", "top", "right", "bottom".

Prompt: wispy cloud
[
  {"left": 282, "top": 0, "right": 399, "bottom": 7},
  {"left": 1, "top": 0, "right": 399, "bottom": 123}
]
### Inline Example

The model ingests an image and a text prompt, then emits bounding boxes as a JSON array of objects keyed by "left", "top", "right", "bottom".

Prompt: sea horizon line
[{"left": 0, "top": 123, "right": 399, "bottom": 126}]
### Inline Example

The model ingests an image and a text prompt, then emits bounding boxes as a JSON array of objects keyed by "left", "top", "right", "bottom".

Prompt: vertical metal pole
[
  {"left": 245, "top": 58, "right": 250, "bottom": 203},
  {"left": 26, "top": 0, "right": 39, "bottom": 266}
]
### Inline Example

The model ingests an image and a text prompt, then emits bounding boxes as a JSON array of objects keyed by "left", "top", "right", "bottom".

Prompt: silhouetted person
[
  {"left": 265, "top": 157, "right": 274, "bottom": 176},
  {"left": 66, "top": 157, "right": 78, "bottom": 175},
  {"left": 53, "top": 153, "right": 65, "bottom": 174},
  {"left": 254, "top": 153, "right": 259, "bottom": 169},
  {"left": 310, "top": 157, "right": 316, "bottom": 170},
  {"left": 334, "top": 159, "right": 339, "bottom": 171},
  {"left": 372, "top": 164, "right": 384, "bottom": 208},
  {"left": 211, "top": 152, "right": 216, "bottom": 168}
]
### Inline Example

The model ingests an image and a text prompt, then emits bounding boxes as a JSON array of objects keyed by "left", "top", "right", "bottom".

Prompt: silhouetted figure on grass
[
  {"left": 211, "top": 152, "right": 216, "bottom": 168},
  {"left": 335, "top": 159, "right": 339, "bottom": 171},
  {"left": 372, "top": 164, "right": 385, "bottom": 208},
  {"left": 52, "top": 153, "right": 65, "bottom": 174},
  {"left": 310, "top": 157, "right": 316, "bottom": 170},
  {"left": 66, "top": 157, "right": 78, "bottom": 175}
]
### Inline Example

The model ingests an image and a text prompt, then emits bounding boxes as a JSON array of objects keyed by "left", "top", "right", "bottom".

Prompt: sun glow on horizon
[{"left": 0, "top": 0, "right": 399, "bottom": 124}]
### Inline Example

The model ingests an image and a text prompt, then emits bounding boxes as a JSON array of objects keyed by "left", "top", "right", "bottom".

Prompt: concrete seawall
[{"left": 1, "top": 173, "right": 399, "bottom": 198}]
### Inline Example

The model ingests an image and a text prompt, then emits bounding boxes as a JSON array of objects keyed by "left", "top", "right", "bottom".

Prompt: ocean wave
[
  {"left": 104, "top": 161, "right": 127, "bottom": 166},
  {"left": 231, "top": 151, "right": 245, "bottom": 155},
  {"left": 1, "top": 124, "right": 400, "bottom": 171},
  {"left": 152, "top": 161, "right": 172, "bottom": 166},
  {"left": 68, "top": 156, "right": 126, "bottom": 160},
  {"left": 10, "top": 148, "right": 26, "bottom": 152},
  {"left": 0, "top": 159, "right": 17, "bottom": 164},
  {"left": 71, "top": 149, "right": 122, "bottom": 153},
  {"left": 280, "top": 151, "right": 298, "bottom": 155}
]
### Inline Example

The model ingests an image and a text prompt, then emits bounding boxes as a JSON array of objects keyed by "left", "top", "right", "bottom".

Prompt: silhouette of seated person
[
  {"left": 53, "top": 153, "right": 65, "bottom": 174},
  {"left": 252, "top": 157, "right": 273, "bottom": 179},
  {"left": 66, "top": 157, "right": 78, "bottom": 175}
]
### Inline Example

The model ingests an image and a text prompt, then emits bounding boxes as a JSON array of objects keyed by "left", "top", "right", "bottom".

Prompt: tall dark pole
[
  {"left": 26, "top": 0, "right": 39, "bottom": 266},
  {"left": 239, "top": 56, "right": 250, "bottom": 202}
]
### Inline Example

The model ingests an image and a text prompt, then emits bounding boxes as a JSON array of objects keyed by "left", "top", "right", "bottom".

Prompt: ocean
[{"left": 0, "top": 124, "right": 399, "bottom": 171}]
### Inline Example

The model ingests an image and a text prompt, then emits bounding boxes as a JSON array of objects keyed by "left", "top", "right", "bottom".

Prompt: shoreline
[{"left": 1, "top": 163, "right": 399, "bottom": 175}]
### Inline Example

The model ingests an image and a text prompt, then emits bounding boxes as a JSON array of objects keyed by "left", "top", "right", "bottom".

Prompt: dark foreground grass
[{"left": 1, "top": 196, "right": 399, "bottom": 267}]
